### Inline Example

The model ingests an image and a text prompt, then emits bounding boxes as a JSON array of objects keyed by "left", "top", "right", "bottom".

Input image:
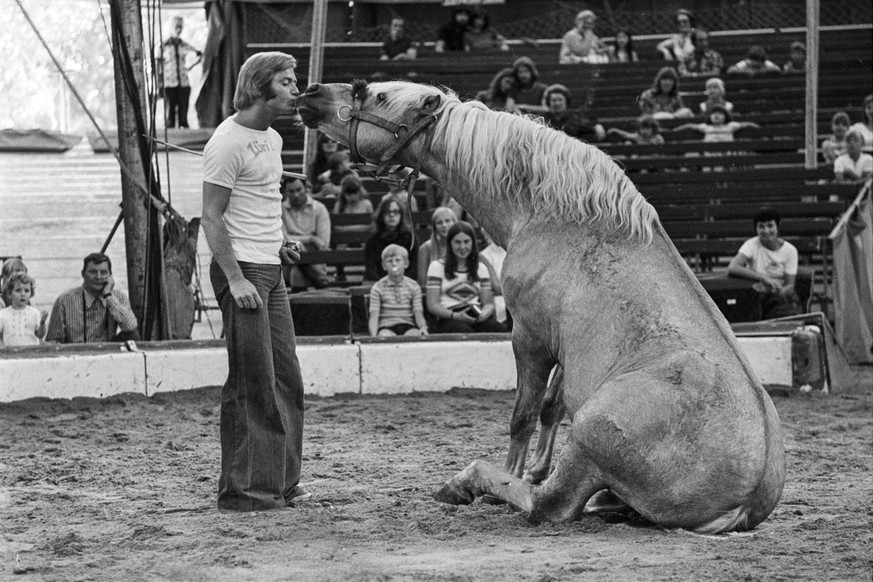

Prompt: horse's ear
[{"left": 419, "top": 94, "right": 441, "bottom": 117}]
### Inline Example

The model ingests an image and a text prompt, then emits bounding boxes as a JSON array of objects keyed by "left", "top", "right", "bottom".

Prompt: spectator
[
  {"left": 656, "top": 9, "right": 695, "bottom": 62},
  {"left": 381, "top": 183, "right": 419, "bottom": 213},
  {"left": 726, "top": 45, "right": 781, "bottom": 76},
  {"left": 364, "top": 197, "right": 418, "bottom": 282},
  {"left": 0, "top": 257, "right": 28, "bottom": 308},
  {"left": 417, "top": 206, "right": 458, "bottom": 286},
  {"left": 849, "top": 94, "right": 873, "bottom": 153},
  {"left": 45, "top": 252, "right": 139, "bottom": 343},
  {"left": 380, "top": 17, "right": 417, "bottom": 61},
  {"left": 332, "top": 174, "right": 373, "bottom": 283},
  {"left": 638, "top": 66, "right": 693, "bottom": 119},
  {"left": 426, "top": 221, "right": 506, "bottom": 334},
  {"left": 465, "top": 12, "right": 508, "bottom": 51},
  {"left": 308, "top": 133, "right": 340, "bottom": 194},
  {"left": 509, "top": 56, "right": 548, "bottom": 115},
  {"left": 0, "top": 273, "right": 47, "bottom": 348},
  {"left": 541, "top": 84, "right": 605, "bottom": 142},
  {"left": 607, "top": 115, "right": 665, "bottom": 145},
  {"left": 478, "top": 228, "right": 509, "bottom": 326},
  {"left": 673, "top": 106, "right": 759, "bottom": 142},
  {"left": 435, "top": 8, "right": 471, "bottom": 53},
  {"left": 559, "top": 10, "right": 610, "bottom": 64},
  {"left": 157, "top": 16, "right": 201, "bottom": 128},
  {"left": 821, "top": 111, "right": 851, "bottom": 164},
  {"left": 280, "top": 177, "right": 332, "bottom": 291},
  {"left": 782, "top": 41, "right": 806, "bottom": 74},
  {"left": 834, "top": 129, "right": 873, "bottom": 184},
  {"left": 317, "top": 151, "right": 354, "bottom": 199},
  {"left": 368, "top": 244, "right": 428, "bottom": 337},
  {"left": 679, "top": 28, "right": 724, "bottom": 77},
  {"left": 728, "top": 207, "right": 802, "bottom": 319},
  {"left": 475, "top": 68, "right": 517, "bottom": 112},
  {"left": 699, "top": 77, "right": 733, "bottom": 115},
  {"left": 609, "top": 30, "right": 639, "bottom": 63}
]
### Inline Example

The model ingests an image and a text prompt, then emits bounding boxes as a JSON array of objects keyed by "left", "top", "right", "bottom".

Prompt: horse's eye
[{"left": 377, "top": 93, "right": 387, "bottom": 103}]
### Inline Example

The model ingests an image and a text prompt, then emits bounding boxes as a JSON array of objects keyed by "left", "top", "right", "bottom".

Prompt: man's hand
[
  {"left": 229, "top": 278, "right": 263, "bottom": 310},
  {"left": 102, "top": 275, "right": 115, "bottom": 295},
  {"left": 281, "top": 241, "right": 301, "bottom": 265}
]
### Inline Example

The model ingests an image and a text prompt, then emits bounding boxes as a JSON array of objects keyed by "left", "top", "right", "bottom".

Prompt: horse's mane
[{"left": 394, "top": 85, "right": 657, "bottom": 244}]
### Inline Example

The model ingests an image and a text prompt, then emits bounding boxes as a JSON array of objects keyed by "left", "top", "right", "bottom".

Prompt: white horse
[{"left": 295, "top": 80, "right": 784, "bottom": 532}]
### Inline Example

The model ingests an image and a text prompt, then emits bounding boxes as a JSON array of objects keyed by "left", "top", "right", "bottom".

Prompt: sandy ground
[{"left": 1, "top": 372, "right": 871, "bottom": 581}]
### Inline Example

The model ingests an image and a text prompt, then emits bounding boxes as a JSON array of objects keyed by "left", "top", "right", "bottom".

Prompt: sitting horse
[{"left": 295, "top": 80, "right": 784, "bottom": 533}]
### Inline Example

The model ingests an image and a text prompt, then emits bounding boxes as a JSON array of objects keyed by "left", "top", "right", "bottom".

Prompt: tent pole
[
  {"left": 303, "top": 0, "right": 329, "bottom": 182},
  {"left": 805, "top": 0, "right": 819, "bottom": 169}
]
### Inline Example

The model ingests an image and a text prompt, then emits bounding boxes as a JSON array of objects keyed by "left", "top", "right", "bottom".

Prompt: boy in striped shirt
[{"left": 368, "top": 245, "right": 428, "bottom": 337}]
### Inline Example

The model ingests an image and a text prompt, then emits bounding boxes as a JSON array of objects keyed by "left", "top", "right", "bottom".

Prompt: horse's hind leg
[{"left": 523, "top": 366, "right": 566, "bottom": 484}]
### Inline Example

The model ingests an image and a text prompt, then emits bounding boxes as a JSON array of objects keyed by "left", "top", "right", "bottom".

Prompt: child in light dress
[
  {"left": 699, "top": 77, "right": 733, "bottom": 115},
  {"left": 834, "top": 129, "right": 873, "bottom": 184},
  {"left": 0, "top": 273, "right": 48, "bottom": 348},
  {"left": 368, "top": 244, "right": 428, "bottom": 337},
  {"left": 674, "top": 106, "right": 759, "bottom": 143},
  {"left": 821, "top": 112, "right": 850, "bottom": 164},
  {"left": 607, "top": 115, "right": 665, "bottom": 145}
]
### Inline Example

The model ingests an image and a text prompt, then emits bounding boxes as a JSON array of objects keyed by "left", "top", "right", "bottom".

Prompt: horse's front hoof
[
  {"left": 433, "top": 482, "right": 474, "bottom": 505},
  {"left": 481, "top": 494, "right": 507, "bottom": 505}
]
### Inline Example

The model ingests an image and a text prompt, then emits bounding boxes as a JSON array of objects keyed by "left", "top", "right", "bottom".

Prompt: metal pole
[
  {"left": 303, "top": 0, "right": 329, "bottom": 182},
  {"left": 805, "top": 0, "right": 820, "bottom": 169}
]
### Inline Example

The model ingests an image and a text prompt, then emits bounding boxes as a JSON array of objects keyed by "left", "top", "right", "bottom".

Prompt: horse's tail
[{"left": 692, "top": 506, "right": 752, "bottom": 535}]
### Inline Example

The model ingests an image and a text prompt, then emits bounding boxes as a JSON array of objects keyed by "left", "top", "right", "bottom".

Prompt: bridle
[{"left": 336, "top": 81, "right": 440, "bottom": 195}]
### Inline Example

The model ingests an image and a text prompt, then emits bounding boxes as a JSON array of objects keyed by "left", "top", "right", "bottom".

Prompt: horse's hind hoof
[
  {"left": 433, "top": 483, "right": 474, "bottom": 505},
  {"left": 481, "top": 494, "right": 507, "bottom": 505}
]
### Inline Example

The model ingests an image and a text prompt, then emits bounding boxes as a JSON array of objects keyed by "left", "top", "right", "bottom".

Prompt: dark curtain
[{"left": 196, "top": 0, "right": 247, "bottom": 128}]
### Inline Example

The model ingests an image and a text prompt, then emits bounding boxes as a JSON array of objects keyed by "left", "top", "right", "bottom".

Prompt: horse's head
[{"left": 296, "top": 80, "right": 449, "bottom": 168}]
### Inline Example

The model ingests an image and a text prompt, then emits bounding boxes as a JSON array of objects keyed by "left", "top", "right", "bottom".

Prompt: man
[
  {"left": 435, "top": 8, "right": 470, "bottom": 53},
  {"left": 541, "top": 84, "right": 605, "bottom": 143},
  {"left": 280, "top": 177, "right": 333, "bottom": 291},
  {"left": 380, "top": 17, "right": 417, "bottom": 61},
  {"left": 158, "top": 16, "right": 202, "bottom": 128},
  {"left": 726, "top": 45, "right": 781, "bottom": 76},
  {"left": 201, "top": 51, "right": 309, "bottom": 511},
  {"left": 728, "top": 208, "right": 801, "bottom": 319},
  {"left": 45, "top": 253, "right": 139, "bottom": 343}
]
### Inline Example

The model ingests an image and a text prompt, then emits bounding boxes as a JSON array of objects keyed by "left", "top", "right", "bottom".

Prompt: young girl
[
  {"left": 607, "top": 115, "right": 665, "bottom": 145},
  {"left": 332, "top": 174, "right": 374, "bottom": 282},
  {"left": 0, "top": 273, "right": 48, "bottom": 347},
  {"left": 674, "top": 106, "right": 759, "bottom": 142},
  {"left": 821, "top": 112, "right": 851, "bottom": 164},
  {"left": 699, "top": 77, "right": 734, "bottom": 115},
  {"left": 368, "top": 245, "right": 428, "bottom": 337},
  {"left": 609, "top": 30, "right": 638, "bottom": 63},
  {"left": 638, "top": 67, "right": 693, "bottom": 119},
  {"left": 363, "top": 198, "right": 418, "bottom": 282},
  {"left": 417, "top": 206, "right": 458, "bottom": 286},
  {"left": 849, "top": 93, "right": 873, "bottom": 153},
  {"left": 0, "top": 257, "right": 27, "bottom": 308},
  {"left": 425, "top": 221, "right": 506, "bottom": 334}
]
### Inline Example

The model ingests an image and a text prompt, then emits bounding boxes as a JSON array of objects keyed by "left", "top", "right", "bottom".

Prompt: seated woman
[
  {"left": 426, "top": 221, "right": 507, "bottom": 334},
  {"left": 638, "top": 66, "right": 693, "bottom": 119},
  {"left": 728, "top": 207, "right": 801, "bottom": 319},
  {"left": 559, "top": 10, "right": 609, "bottom": 64},
  {"left": 417, "top": 206, "right": 458, "bottom": 286},
  {"left": 332, "top": 174, "right": 374, "bottom": 282},
  {"left": 464, "top": 12, "right": 508, "bottom": 51},
  {"left": 317, "top": 151, "right": 354, "bottom": 199},
  {"left": 308, "top": 133, "right": 340, "bottom": 194},
  {"left": 363, "top": 197, "right": 418, "bottom": 283},
  {"left": 475, "top": 68, "right": 517, "bottom": 112},
  {"left": 656, "top": 9, "right": 695, "bottom": 62},
  {"left": 608, "top": 30, "right": 638, "bottom": 63}
]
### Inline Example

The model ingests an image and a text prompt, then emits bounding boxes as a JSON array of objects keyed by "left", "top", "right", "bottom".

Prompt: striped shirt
[
  {"left": 369, "top": 276, "right": 425, "bottom": 330},
  {"left": 45, "top": 287, "right": 138, "bottom": 344}
]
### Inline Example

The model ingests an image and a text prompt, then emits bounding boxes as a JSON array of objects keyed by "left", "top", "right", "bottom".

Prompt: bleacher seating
[{"left": 250, "top": 25, "right": 870, "bottom": 329}]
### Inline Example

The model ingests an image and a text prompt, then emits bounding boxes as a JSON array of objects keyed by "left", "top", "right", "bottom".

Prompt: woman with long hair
[
  {"left": 425, "top": 221, "right": 506, "bottom": 334},
  {"left": 417, "top": 206, "right": 458, "bottom": 285},
  {"left": 638, "top": 66, "right": 693, "bottom": 118},
  {"left": 363, "top": 197, "right": 418, "bottom": 282}
]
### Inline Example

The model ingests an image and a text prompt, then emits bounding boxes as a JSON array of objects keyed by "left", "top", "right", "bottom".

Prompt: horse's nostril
[{"left": 304, "top": 84, "right": 320, "bottom": 95}]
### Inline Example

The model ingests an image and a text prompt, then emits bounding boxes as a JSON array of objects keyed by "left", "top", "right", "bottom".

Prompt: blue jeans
[{"left": 211, "top": 261, "right": 304, "bottom": 511}]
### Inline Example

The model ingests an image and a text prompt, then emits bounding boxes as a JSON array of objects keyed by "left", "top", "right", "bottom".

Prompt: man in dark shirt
[
  {"left": 435, "top": 8, "right": 470, "bottom": 52},
  {"left": 541, "top": 84, "right": 605, "bottom": 143},
  {"left": 381, "top": 17, "right": 417, "bottom": 61}
]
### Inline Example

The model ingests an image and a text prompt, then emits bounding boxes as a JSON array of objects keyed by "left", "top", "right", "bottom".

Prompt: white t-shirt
[
  {"left": 833, "top": 152, "right": 873, "bottom": 179},
  {"left": 426, "top": 259, "right": 491, "bottom": 310},
  {"left": 202, "top": 116, "right": 284, "bottom": 264},
  {"left": 738, "top": 237, "right": 798, "bottom": 285},
  {"left": 697, "top": 122, "right": 741, "bottom": 143},
  {"left": 0, "top": 306, "right": 42, "bottom": 346}
]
